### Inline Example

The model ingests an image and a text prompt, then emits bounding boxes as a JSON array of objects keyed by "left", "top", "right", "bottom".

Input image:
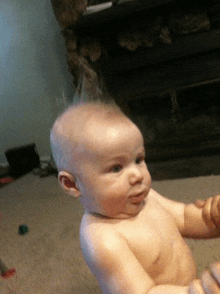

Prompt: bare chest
[{"left": 116, "top": 201, "right": 197, "bottom": 285}]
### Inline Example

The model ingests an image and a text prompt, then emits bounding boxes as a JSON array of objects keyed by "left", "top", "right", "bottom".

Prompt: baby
[{"left": 50, "top": 98, "right": 220, "bottom": 294}]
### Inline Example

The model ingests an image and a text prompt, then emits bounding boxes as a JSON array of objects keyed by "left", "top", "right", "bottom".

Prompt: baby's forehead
[
  {"left": 54, "top": 103, "right": 141, "bottom": 153},
  {"left": 59, "top": 103, "right": 127, "bottom": 133},
  {"left": 51, "top": 103, "right": 143, "bottom": 168},
  {"left": 78, "top": 114, "right": 142, "bottom": 150}
]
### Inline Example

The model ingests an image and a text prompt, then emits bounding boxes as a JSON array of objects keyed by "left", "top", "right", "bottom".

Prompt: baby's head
[
  {"left": 50, "top": 100, "right": 151, "bottom": 219},
  {"left": 50, "top": 100, "right": 124, "bottom": 173}
]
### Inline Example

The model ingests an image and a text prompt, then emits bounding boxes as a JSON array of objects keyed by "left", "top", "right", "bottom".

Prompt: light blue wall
[{"left": 0, "top": 0, "right": 75, "bottom": 164}]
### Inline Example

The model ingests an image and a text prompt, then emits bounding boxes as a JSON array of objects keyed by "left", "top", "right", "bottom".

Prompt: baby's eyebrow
[{"left": 106, "top": 156, "right": 126, "bottom": 163}]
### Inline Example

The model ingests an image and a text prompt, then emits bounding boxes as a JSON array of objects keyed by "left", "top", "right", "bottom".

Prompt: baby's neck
[{"left": 84, "top": 208, "right": 143, "bottom": 221}]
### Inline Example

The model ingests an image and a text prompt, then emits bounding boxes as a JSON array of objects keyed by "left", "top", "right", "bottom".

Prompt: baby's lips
[{"left": 130, "top": 191, "right": 146, "bottom": 203}]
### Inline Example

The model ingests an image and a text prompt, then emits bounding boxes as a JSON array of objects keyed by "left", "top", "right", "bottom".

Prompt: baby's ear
[{"left": 58, "top": 171, "right": 80, "bottom": 198}]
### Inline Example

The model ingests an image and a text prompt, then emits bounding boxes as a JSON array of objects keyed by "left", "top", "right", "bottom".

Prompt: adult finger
[
  {"left": 189, "top": 279, "right": 206, "bottom": 294},
  {"left": 210, "top": 196, "right": 220, "bottom": 230},
  {"left": 210, "top": 262, "right": 220, "bottom": 285},
  {"left": 201, "top": 269, "right": 220, "bottom": 294},
  {"left": 202, "top": 197, "right": 216, "bottom": 230},
  {"left": 195, "top": 199, "right": 206, "bottom": 208}
]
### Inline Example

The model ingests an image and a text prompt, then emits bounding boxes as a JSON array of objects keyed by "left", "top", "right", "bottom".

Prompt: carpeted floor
[{"left": 0, "top": 173, "right": 220, "bottom": 293}]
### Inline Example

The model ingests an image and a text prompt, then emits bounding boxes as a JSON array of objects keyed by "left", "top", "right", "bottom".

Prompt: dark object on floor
[
  {"left": 5, "top": 143, "right": 40, "bottom": 178},
  {"left": 18, "top": 224, "right": 28, "bottom": 235},
  {"left": 0, "top": 166, "right": 10, "bottom": 178},
  {"left": 0, "top": 258, "right": 16, "bottom": 279}
]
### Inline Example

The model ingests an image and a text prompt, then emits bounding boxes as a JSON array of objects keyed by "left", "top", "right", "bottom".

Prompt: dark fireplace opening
[{"left": 125, "top": 80, "right": 220, "bottom": 179}]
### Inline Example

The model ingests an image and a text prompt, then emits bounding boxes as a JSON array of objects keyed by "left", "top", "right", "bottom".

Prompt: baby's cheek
[
  {"left": 145, "top": 170, "right": 152, "bottom": 185},
  {"left": 100, "top": 195, "right": 120, "bottom": 211}
]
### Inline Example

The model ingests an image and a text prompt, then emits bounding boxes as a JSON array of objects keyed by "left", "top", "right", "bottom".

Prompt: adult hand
[
  {"left": 194, "top": 196, "right": 220, "bottom": 230},
  {"left": 189, "top": 262, "right": 220, "bottom": 294}
]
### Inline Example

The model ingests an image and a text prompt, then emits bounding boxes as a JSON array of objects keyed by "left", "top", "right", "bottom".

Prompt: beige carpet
[{"left": 0, "top": 173, "right": 220, "bottom": 293}]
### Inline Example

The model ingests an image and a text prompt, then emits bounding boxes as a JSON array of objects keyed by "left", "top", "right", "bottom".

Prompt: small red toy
[
  {"left": 1, "top": 268, "right": 16, "bottom": 279},
  {"left": 0, "top": 259, "right": 16, "bottom": 279},
  {"left": 0, "top": 177, "right": 14, "bottom": 184}
]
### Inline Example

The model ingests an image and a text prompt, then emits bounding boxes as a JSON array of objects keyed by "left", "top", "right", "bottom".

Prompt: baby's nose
[{"left": 129, "top": 166, "right": 143, "bottom": 185}]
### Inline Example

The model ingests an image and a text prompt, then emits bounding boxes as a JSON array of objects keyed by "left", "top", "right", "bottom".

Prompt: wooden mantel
[
  {"left": 99, "top": 29, "right": 220, "bottom": 76},
  {"left": 81, "top": 0, "right": 174, "bottom": 23},
  {"left": 107, "top": 50, "right": 220, "bottom": 98}
]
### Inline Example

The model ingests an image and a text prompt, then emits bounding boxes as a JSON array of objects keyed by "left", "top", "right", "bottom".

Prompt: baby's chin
[{"left": 91, "top": 201, "right": 146, "bottom": 220}]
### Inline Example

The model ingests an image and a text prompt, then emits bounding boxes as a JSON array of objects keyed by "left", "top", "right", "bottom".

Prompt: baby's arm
[{"left": 150, "top": 189, "right": 220, "bottom": 238}]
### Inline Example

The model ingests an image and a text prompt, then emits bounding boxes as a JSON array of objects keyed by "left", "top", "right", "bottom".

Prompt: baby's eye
[
  {"left": 111, "top": 165, "right": 122, "bottom": 173},
  {"left": 136, "top": 156, "right": 145, "bottom": 164}
]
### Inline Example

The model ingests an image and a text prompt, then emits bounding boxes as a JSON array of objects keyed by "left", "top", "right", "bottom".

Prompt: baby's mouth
[{"left": 130, "top": 191, "right": 146, "bottom": 204}]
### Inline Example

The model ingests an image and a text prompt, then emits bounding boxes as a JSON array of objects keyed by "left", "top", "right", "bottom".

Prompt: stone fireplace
[{"left": 51, "top": 0, "right": 220, "bottom": 179}]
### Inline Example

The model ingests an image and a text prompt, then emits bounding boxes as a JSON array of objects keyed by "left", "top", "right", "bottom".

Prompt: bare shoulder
[
  {"left": 79, "top": 212, "right": 119, "bottom": 263},
  {"left": 148, "top": 188, "right": 185, "bottom": 232},
  {"left": 80, "top": 212, "right": 117, "bottom": 242}
]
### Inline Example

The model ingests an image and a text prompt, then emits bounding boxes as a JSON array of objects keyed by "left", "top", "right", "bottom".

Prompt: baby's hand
[
  {"left": 194, "top": 196, "right": 220, "bottom": 230},
  {"left": 189, "top": 262, "right": 220, "bottom": 294}
]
